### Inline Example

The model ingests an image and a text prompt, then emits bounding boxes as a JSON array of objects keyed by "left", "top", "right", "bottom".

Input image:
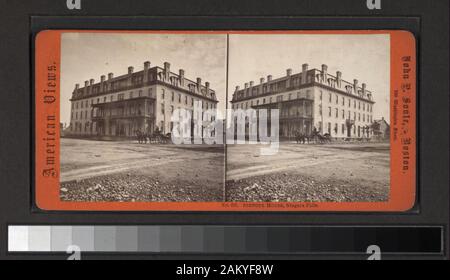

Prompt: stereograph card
[
  {"left": 35, "top": 30, "right": 416, "bottom": 212},
  {"left": 0, "top": 0, "right": 448, "bottom": 261}
]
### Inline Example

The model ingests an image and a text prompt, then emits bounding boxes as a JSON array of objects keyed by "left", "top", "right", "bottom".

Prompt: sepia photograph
[
  {"left": 56, "top": 32, "right": 393, "bottom": 205},
  {"left": 226, "top": 34, "right": 391, "bottom": 203},
  {"left": 59, "top": 32, "right": 227, "bottom": 202}
]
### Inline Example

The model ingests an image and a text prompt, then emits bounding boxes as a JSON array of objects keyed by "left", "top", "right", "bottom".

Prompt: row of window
[
  {"left": 94, "top": 104, "right": 150, "bottom": 118},
  {"left": 320, "top": 91, "right": 372, "bottom": 112},
  {"left": 72, "top": 89, "right": 152, "bottom": 110},
  {"left": 70, "top": 122, "right": 94, "bottom": 133},
  {"left": 239, "top": 88, "right": 312, "bottom": 104},
  {"left": 318, "top": 122, "right": 372, "bottom": 137},
  {"left": 72, "top": 110, "right": 90, "bottom": 121},
  {"left": 161, "top": 101, "right": 214, "bottom": 116},
  {"left": 160, "top": 89, "right": 217, "bottom": 110},
  {"left": 232, "top": 91, "right": 311, "bottom": 110},
  {"left": 238, "top": 75, "right": 314, "bottom": 99},
  {"left": 78, "top": 73, "right": 156, "bottom": 96},
  {"left": 319, "top": 106, "right": 373, "bottom": 123}
]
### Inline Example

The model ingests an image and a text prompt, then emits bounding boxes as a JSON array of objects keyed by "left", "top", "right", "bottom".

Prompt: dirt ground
[
  {"left": 226, "top": 142, "right": 390, "bottom": 202},
  {"left": 60, "top": 138, "right": 225, "bottom": 202},
  {"left": 60, "top": 139, "right": 390, "bottom": 203}
]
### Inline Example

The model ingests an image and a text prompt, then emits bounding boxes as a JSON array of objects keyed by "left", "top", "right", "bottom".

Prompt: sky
[
  {"left": 60, "top": 32, "right": 390, "bottom": 125},
  {"left": 60, "top": 32, "right": 227, "bottom": 125},
  {"left": 228, "top": 34, "right": 391, "bottom": 122}
]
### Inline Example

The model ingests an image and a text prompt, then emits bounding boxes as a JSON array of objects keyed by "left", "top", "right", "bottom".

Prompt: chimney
[
  {"left": 267, "top": 75, "right": 272, "bottom": 82},
  {"left": 235, "top": 86, "right": 240, "bottom": 92},
  {"left": 362, "top": 83, "right": 367, "bottom": 95},
  {"left": 84, "top": 81, "right": 89, "bottom": 95},
  {"left": 244, "top": 83, "right": 248, "bottom": 89},
  {"left": 164, "top": 62, "right": 171, "bottom": 71},
  {"left": 321, "top": 64, "right": 328, "bottom": 82},
  {"left": 259, "top": 78, "right": 265, "bottom": 94},
  {"left": 354, "top": 79, "right": 359, "bottom": 94},
  {"left": 128, "top": 66, "right": 134, "bottom": 74},
  {"left": 143, "top": 61, "right": 150, "bottom": 83},
  {"left": 89, "top": 79, "right": 94, "bottom": 94},
  {"left": 100, "top": 75, "right": 106, "bottom": 92},
  {"left": 107, "top": 73, "right": 113, "bottom": 91},
  {"left": 179, "top": 69, "right": 185, "bottom": 86},
  {"left": 249, "top": 81, "right": 254, "bottom": 87},
  {"left": 127, "top": 67, "right": 133, "bottom": 86},
  {"left": 163, "top": 62, "right": 171, "bottom": 81},
  {"left": 336, "top": 71, "right": 342, "bottom": 87},
  {"left": 164, "top": 62, "right": 170, "bottom": 73},
  {"left": 144, "top": 61, "right": 150, "bottom": 70},
  {"left": 75, "top": 83, "right": 79, "bottom": 90},
  {"left": 302, "top": 64, "right": 309, "bottom": 84},
  {"left": 205, "top": 82, "right": 210, "bottom": 95},
  {"left": 197, "top": 77, "right": 202, "bottom": 93},
  {"left": 286, "top": 68, "right": 293, "bottom": 88}
]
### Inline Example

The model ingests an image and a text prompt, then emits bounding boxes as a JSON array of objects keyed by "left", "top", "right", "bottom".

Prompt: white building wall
[
  {"left": 69, "top": 84, "right": 158, "bottom": 136},
  {"left": 313, "top": 87, "right": 374, "bottom": 138},
  {"left": 154, "top": 85, "right": 218, "bottom": 135},
  {"left": 231, "top": 85, "right": 374, "bottom": 139}
]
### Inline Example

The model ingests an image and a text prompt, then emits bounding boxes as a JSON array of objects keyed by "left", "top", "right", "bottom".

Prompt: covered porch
[{"left": 91, "top": 96, "right": 156, "bottom": 138}]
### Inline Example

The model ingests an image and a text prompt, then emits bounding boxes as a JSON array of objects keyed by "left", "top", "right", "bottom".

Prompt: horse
[
  {"left": 135, "top": 130, "right": 148, "bottom": 144},
  {"left": 295, "top": 131, "right": 310, "bottom": 144},
  {"left": 161, "top": 133, "right": 172, "bottom": 144},
  {"left": 315, "top": 133, "right": 332, "bottom": 144},
  {"left": 323, "top": 133, "right": 332, "bottom": 143},
  {"left": 147, "top": 132, "right": 159, "bottom": 144},
  {"left": 135, "top": 130, "right": 142, "bottom": 144}
]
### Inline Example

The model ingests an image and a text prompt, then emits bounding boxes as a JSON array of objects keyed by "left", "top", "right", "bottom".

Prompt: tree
[
  {"left": 345, "top": 119, "right": 355, "bottom": 138},
  {"left": 370, "top": 121, "right": 381, "bottom": 137}
]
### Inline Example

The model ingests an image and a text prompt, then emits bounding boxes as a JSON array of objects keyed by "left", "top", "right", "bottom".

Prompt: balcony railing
[{"left": 92, "top": 112, "right": 154, "bottom": 120}]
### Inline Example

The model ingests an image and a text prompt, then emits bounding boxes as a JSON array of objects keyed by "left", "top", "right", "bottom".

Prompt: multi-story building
[
  {"left": 373, "top": 117, "right": 390, "bottom": 140},
  {"left": 230, "top": 64, "right": 375, "bottom": 139},
  {"left": 68, "top": 61, "right": 218, "bottom": 138}
]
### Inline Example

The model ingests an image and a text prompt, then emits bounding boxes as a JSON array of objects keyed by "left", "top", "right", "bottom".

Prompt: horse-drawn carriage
[
  {"left": 135, "top": 129, "right": 172, "bottom": 144},
  {"left": 294, "top": 130, "right": 332, "bottom": 144}
]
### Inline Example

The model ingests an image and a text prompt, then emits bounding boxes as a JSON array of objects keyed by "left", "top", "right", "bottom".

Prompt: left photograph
[{"left": 59, "top": 32, "right": 227, "bottom": 202}]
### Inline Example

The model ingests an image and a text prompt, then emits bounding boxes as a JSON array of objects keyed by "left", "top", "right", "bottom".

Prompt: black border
[
  {"left": 0, "top": 0, "right": 448, "bottom": 260},
  {"left": 30, "top": 17, "right": 420, "bottom": 216}
]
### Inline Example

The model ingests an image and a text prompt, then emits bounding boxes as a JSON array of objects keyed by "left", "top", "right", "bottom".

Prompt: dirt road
[
  {"left": 226, "top": 142, "right": 390, "bottom": 202},
  {"left": 60, "top": 138, "right": 225, "bottom": 202},
  {"left": 60, "top": 139, "right": 390, "bottom": 203}
]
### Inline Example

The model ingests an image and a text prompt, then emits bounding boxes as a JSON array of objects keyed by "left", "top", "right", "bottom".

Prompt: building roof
[
  {"left": 374, "top": 118, "right": 390, "bottom": 127},
  {"left": 231, "top": 64, "right": 374, "bottom": 104},
  {"left": 71, "top": 63, "right": 218, "bottom": 103}
]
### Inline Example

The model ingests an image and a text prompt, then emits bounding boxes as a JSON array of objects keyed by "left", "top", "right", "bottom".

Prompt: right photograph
[{"left": 226, "top": 33, "right": 391, "bottom": 203}]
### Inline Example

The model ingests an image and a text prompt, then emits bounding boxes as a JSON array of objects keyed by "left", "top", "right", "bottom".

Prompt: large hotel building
[
  {"left": 230, "top": 64, "right": 375, "bottom": 139},
  {"left": 68, "top": 61, "right": 218, "bottom": 138}
]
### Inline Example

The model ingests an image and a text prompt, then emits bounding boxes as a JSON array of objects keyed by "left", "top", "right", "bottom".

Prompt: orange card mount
[{"left": 35, "top": 30, "right": 416, "bottom": 212}]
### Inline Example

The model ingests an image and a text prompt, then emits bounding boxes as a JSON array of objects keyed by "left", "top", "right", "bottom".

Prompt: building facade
[
  {"left": 68, "top": 61, "right": 218, "bottom": 138},
  {"left": 373, "top": 117, "right": 390, "bottom": 140},
  {"left": 230, "top": 64, "right": 376, "bottom": 139}
]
